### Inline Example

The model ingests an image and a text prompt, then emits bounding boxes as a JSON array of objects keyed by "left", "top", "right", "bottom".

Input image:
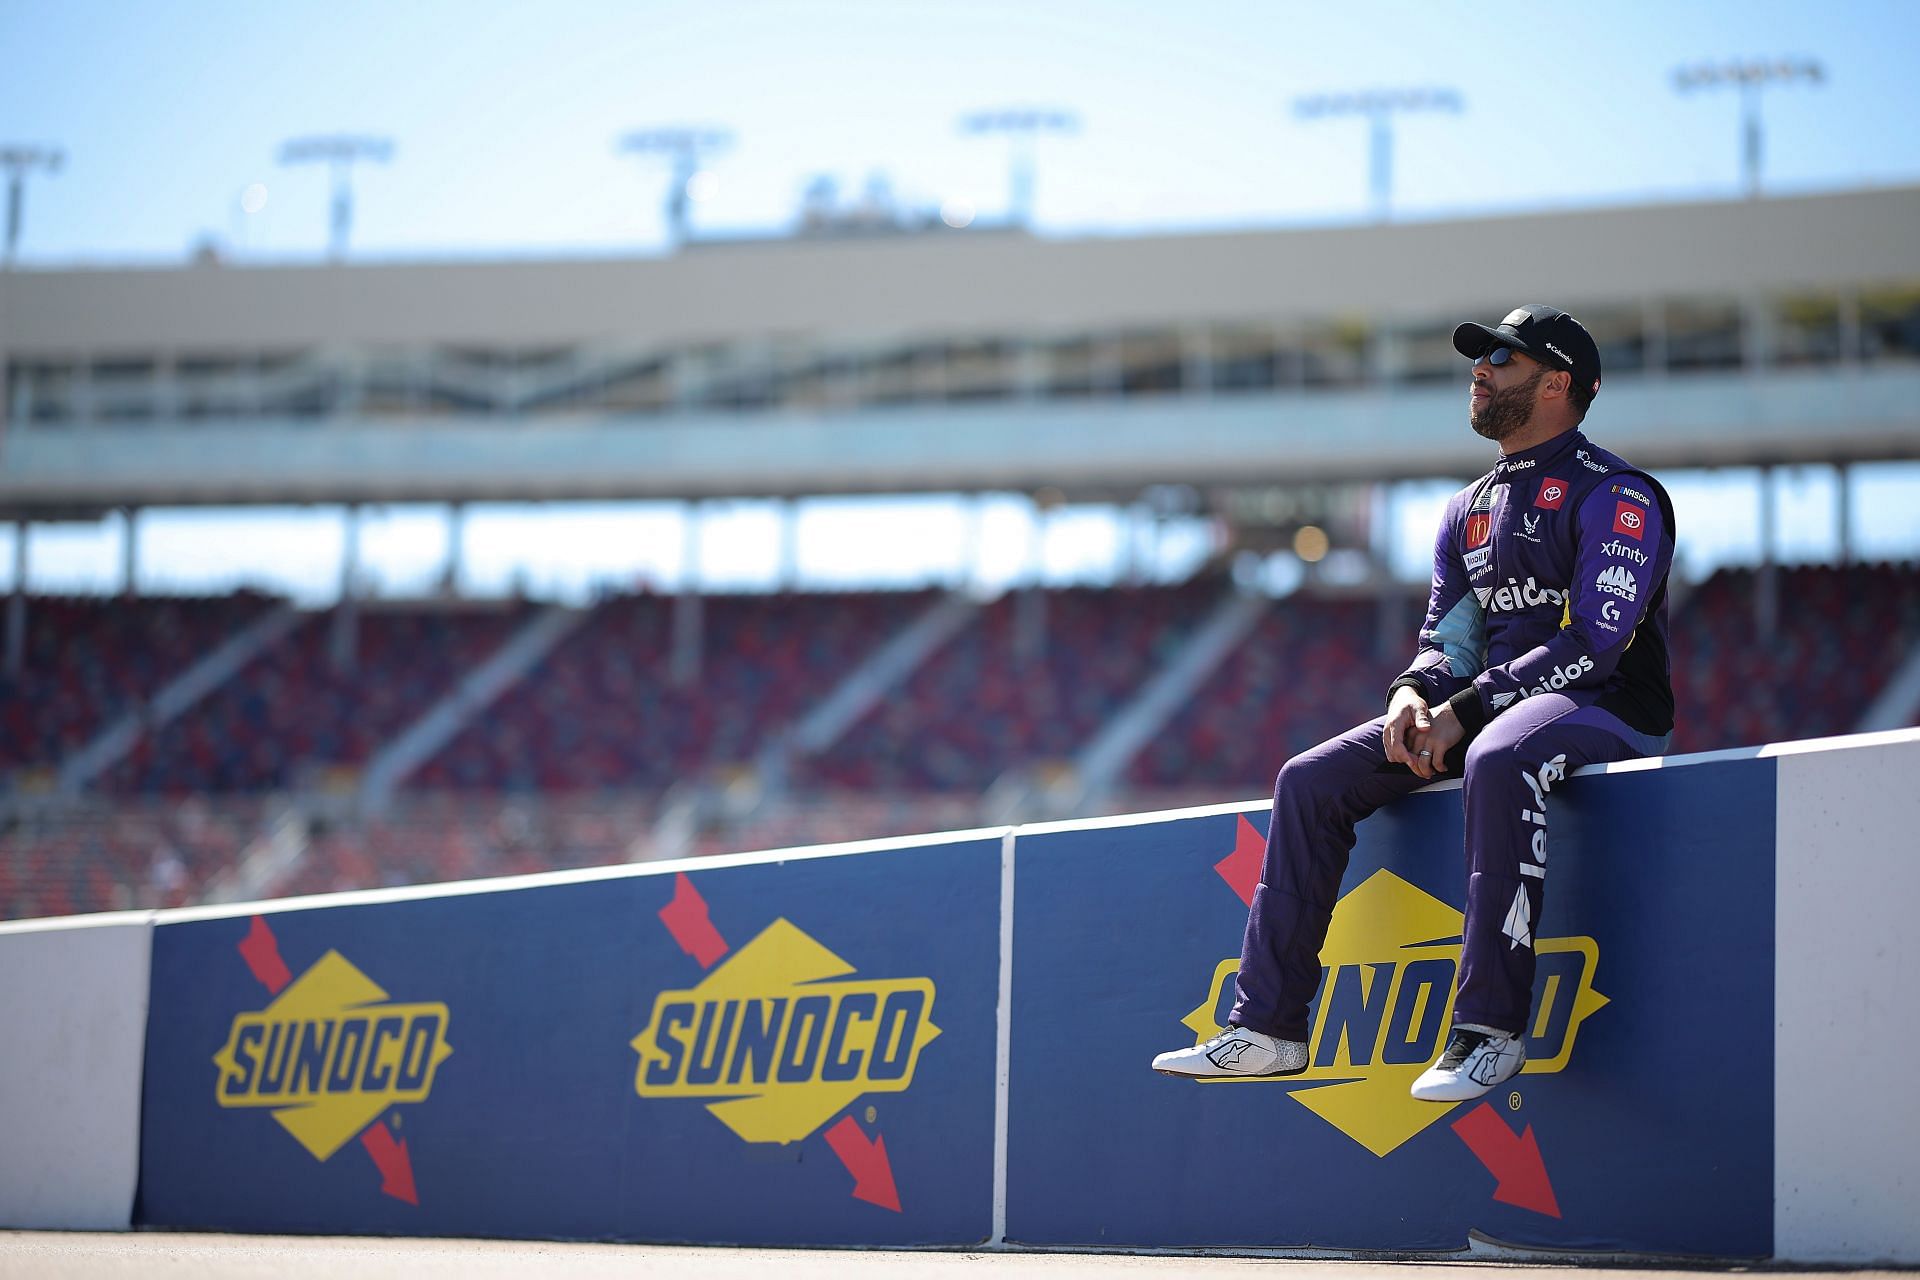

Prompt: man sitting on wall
[{"left": 1152, "top": 305, "right": 1677, "bottom": 1101}]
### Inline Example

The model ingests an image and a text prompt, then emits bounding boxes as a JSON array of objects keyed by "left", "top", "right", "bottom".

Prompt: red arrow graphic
[
  {"left": 360, "top": 1121, "right": 418, "bottom": 1206},
  {"left": 823, "top": 1115, "right": 901, "bottom": 1213},
  {"left": 1214, "top": 814, "right": 1266, "bottom": 908},
  {"left": 237, "top": 915, "right": 292, "bottom": 995},
  {"left": 658, "top": 872, "right": 730, "bottom": 968},
  {"left": 1452, "top": 1102, "right": 1561, "bottom": 1218}
]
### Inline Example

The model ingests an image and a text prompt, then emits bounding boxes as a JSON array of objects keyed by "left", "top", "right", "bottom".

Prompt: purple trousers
[{"left": 1230, "top": 691, "right": 1669, "bottom": 1040}]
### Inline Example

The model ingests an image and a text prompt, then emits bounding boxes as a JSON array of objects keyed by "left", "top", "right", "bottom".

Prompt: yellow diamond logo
[
  {"left": 1180, "top": 869, "right": 1607, "bottom": 1156},
  {"left": 213, "top": 950, "right": 453, "bottom": 1161},
  {"left": 631, "top": 919, "right": 940, "bottom": 1145}
]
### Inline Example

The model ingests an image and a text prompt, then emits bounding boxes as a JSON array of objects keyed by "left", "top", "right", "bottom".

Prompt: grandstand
[{"left": 3, "top": 185, "right": 1919, "bottom": 920}]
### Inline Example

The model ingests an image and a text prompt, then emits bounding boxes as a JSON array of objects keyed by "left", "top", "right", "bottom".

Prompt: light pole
[
  {"left": 1673, "top": 59, "right": 1824, "bottom": 198},
  {"left": 618, "top": 127, "right": 732, "bottom": 250},
  {"left": 1294, "top": 88, "right": 1463, "bottom": 222},
  {"left": 278, "top": 135, "right": 394, "bottom": 260},
  {"left": 1, "top": 145, "right": 65, "bottom": 266},
  {"left": 958, "top": 107, "right": 1078, "bottom": 228}
]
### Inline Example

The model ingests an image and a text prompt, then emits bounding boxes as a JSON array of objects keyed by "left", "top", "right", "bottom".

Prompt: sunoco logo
[
  {"left": 631, "top": 918, "right": 940, "bottom": 1145},
  {"left": 1176, "top": 869, "right": 1606, "bottom": 1157},
  {"left": 213, "top": 928, "right": 452, "bottom": 1183}
]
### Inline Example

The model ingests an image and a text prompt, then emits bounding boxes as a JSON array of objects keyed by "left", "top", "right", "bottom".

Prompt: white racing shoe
[
  {"left": 1152, "top": 1025, "right": 1308, "bottom": 1078},
  {"left": 1410, "top": 1024, "right": 1526, "bottom": 1101}
]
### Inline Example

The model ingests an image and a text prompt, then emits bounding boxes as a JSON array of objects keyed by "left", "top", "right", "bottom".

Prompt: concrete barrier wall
[
  {"left": 3, "top": 730, "right": 1917, "bottom": 1261},
  {"left": 1770, "top": 731, "right": 1920, "bottom": 1263},
  {"left": 0, "top": 912, "right": 153, "bottom": 1230}
]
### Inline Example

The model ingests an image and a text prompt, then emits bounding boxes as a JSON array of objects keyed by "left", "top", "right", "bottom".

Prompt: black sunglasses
[{"left": 1474, "top": 346, "right": 1520, "bottom": 367}]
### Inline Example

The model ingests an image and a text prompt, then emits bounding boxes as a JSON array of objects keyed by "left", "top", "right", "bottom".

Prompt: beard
[{"left": 1469, "top": 366, "right": 1546, "bottom": 443}]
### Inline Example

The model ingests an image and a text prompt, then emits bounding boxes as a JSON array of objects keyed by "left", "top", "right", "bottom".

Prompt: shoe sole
[
  {"left": 1409, "top": 1082, "right": 1494, "bottom": 1102},
  {"left": 1152, "top": 1064, "right": 1309, "bottom": 1080}
]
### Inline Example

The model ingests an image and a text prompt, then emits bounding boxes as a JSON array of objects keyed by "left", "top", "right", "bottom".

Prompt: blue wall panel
[
  {"left": 1006, "top": 758, "right": 1774, "bottom": 1256},
  {"left": 138, "top": 838, "right": 1000, "bottom": 1246}
]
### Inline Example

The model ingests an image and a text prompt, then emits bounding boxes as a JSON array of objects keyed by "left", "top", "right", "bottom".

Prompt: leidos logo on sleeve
[
  {"left": 1176, "top": 870, "right": 1605, "bottom": 1158},
  {"left": 212, "top": 921, "right": 451, "bottom": 1201},
  {"left": 631, "top": 917, "right": 939, "bottom": 1145}
]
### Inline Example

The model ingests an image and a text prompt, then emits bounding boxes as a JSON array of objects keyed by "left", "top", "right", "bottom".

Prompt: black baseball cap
[{"left": 1453, "top": 304, "right": 1602, "bottom": 400}]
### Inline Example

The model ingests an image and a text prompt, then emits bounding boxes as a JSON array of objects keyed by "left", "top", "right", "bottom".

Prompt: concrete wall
[
  {"left": 1771, "top": 731, "right": 1920, "bottom": 1263},
  {"left": 0, "top": 912, "right": 153, "bottom": 1230}
]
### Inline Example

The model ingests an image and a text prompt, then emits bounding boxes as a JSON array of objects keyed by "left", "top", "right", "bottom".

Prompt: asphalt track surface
[{"left": 2, "top": 1234, "right": 1911, "bottom": 1280}]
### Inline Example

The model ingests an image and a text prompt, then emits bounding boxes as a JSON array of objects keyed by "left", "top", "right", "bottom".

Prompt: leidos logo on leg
[
  {"left": 211, "top": 916, "right": 451, "bottom": 1203},
  {"left": 631, "top": 917, "right": 939, "bottom": 1145},
  {"left": 1180, "top": 869, "right": 1606, "bottom": 1157}
]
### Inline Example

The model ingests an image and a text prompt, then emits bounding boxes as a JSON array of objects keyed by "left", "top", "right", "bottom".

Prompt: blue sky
[
  {"left": 4, "top": 0, "right": 1916, "bottom": 261},
  {"left": 2, "top": 1, "right": 1916, "bottom": 598}
]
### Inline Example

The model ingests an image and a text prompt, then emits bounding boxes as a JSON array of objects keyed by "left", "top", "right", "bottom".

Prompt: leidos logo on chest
[
  {"left": 213, "top": 950, "right": 452, "bottom": 1162},
  {"left": 1177, "top": 870, "right": 1605, "bottom": 1156},
  {"left": 631, "top": 919, "right": 939, "bottom": 1144}
]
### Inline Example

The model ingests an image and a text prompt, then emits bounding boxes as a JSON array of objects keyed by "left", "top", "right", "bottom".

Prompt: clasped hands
[{"left": 1384, "top": 686, "right": 1463, "bottom": 782}]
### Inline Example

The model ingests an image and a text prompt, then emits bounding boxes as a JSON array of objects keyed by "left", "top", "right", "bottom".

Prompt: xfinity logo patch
[{"left": 1600, "top": 539, "right": 1649, "bottom": 566}]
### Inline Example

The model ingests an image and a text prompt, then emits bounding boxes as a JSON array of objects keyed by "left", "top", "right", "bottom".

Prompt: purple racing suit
[{"left": 1230, "top": 427, "right": 1676, "bottom": 1040}]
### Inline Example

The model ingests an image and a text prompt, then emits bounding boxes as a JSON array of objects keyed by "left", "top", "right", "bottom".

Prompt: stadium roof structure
[{"left": 1, "top": 184, "right": 1916, "bottom": 514}]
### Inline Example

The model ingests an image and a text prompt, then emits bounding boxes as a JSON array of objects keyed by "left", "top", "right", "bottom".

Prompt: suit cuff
[
  {"left": 1447, "top": 685, "right": 1490, "bottom": 738},
  {"left": 1386, "top": 675, "right": 1427, "bottom": 712}
]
